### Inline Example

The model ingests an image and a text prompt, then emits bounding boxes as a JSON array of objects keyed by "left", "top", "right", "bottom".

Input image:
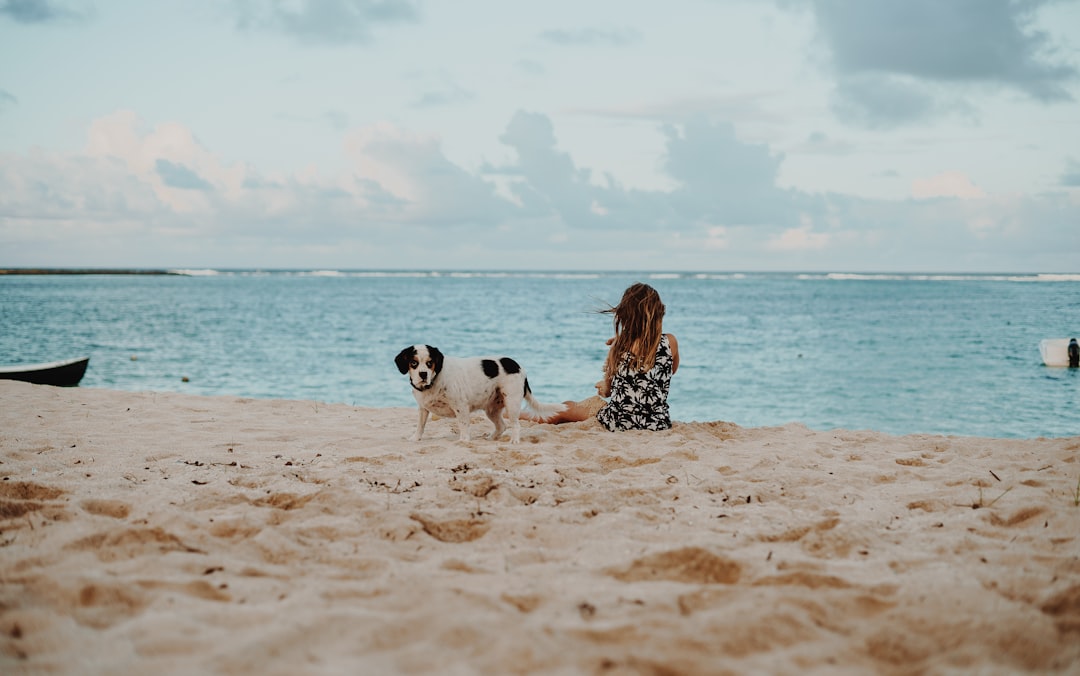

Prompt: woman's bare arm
[{"left": 666, "top": 333, "right": 680, "bottom": 374}]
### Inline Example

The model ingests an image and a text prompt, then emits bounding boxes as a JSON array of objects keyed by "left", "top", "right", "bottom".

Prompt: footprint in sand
[
  {"left": 410, "top": 512, "right": 490, "bottom": 543},
  {"left": 80, "top": 499, "right": 132, "bottom": 519},
  {"left": 0, "top": 481, "right": 67, "bottom": 521},
  {"left": 136, "top": 579, "right": 232, "bottom": 603},
  {"left": 987, "top": 506, "right": 1047, "bottom": 528},
  {"left": 449, "top": 473, "right": 498, "bottom": 498},
  {"left": 252, "top": 492, "right": 316, "bottom": 511},
  {"left": 0, "top": 481, "right": 65, "bottom": 501},
  {"left": 606, "top": 546, "right": 742, "bottom": 585},
  {"left": 73, "top": 580, "right": 151, "bottom": 628},
  {"left": 65, "top": 527, "right": 205, "bottom": 562},
  {"left": 1041, "top": 584, "right": 1080, "bottom": 634}
]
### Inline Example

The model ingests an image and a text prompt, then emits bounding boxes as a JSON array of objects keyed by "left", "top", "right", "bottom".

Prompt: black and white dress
[{"left": 596, "top": 334, "right": 673, "bottom": 431}]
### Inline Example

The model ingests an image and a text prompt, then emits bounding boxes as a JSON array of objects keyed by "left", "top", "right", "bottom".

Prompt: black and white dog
[{"left": 395, "top": 344, "right": 564, "bottom": 443}]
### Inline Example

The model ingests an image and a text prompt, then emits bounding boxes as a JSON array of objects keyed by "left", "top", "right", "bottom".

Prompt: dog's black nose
[{"left": 419, "top": 372, "right": 428, "bottom": 381}]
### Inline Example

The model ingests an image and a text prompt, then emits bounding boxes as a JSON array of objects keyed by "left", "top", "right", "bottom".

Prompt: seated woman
[{"left": 534, "top": 282, "right": 679, "bottom": 430}]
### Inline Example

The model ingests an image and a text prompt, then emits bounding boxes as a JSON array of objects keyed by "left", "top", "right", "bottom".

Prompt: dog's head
[{"left": 394, "top": 344, "right": 444, "bottom": 391}]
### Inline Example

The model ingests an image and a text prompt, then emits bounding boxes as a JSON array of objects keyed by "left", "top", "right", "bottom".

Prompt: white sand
[{"left": 1, "top": 380, "right": 1078, "bottom": 674}]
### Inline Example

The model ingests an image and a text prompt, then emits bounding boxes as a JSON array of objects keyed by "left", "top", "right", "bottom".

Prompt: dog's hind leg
[
  {"left": 485, "top": 388, "right": 508, "bottom": 441},
  {"left": 485, "top": 406, "right": 506, "bottom": 441},
  {"left": 501, "top": 385, "right": 524, "bottom": 444}
]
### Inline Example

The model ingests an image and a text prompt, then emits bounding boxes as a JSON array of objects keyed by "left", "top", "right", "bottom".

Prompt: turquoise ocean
[{"left": 2, "top": 270, "right": 1078, "bottom": 439}]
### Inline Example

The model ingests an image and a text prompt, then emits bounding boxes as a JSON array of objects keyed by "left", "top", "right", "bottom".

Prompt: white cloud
[
  {"left": 703, "top": 225, "right": 729, "bottom": 250},
  {"left": 911, "top": 171, "right": 986, "bottom": 200},
  {"left": 343, "top": 123, "right": 509, "bottom": 226},
  {"left": 766, "top": 225, "right": 830, "bottom": 251}
]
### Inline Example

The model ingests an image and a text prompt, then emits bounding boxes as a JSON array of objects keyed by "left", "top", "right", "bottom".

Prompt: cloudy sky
[{"left": 1, "top": 0, "right": 1078, "bottom": 272}]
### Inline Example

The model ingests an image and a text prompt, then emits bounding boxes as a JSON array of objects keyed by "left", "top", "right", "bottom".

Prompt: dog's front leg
[
  {"left": 455, "top": 409, "right": 472, "bottom": 442},
  {"left": 412, "top": 408, "right": 430, "bottom": 441}
]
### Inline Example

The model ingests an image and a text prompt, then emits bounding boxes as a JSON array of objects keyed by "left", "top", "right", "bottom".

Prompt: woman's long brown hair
[{"left": 601, "top": 283, "right": 665, "bottom": 390}]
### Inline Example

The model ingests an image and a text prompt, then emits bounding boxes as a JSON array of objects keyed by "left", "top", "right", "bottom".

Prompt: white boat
[{"left": 1039, "top": 338, "right": 1075, "bottom": 367}]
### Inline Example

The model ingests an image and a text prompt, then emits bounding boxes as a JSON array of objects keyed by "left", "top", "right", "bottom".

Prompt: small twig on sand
[
  {"left": 985, "top": 486, "right": 1012, "bottom": 508},
  {"left": 971, "top": 485, "right": 1012, "bottom": 509}
]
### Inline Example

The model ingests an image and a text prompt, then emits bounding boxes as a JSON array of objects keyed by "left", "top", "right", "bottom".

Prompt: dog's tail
[{"left": 522, "top": 378, "right": 566, "bottom": 419}]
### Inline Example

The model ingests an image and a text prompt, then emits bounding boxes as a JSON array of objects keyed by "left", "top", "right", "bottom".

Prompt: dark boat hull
[{"left": 0, "top": 357, "right": 89, "bottom": 387}]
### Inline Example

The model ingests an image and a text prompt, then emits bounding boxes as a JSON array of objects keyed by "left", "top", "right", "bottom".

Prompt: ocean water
[{"left": 2, "top": 270, "right": 1078, "bottom": 439}]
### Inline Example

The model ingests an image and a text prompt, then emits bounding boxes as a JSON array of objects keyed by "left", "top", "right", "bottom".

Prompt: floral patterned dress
[{"left": 596, "top": 334, "right": 673, "bottom": 431}]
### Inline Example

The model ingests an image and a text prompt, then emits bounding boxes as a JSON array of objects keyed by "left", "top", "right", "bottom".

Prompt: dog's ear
[
  {"left": 394, "top": 346, "right": 416, "bottom": 374},
  {"left": 426, "top": 345, "right": 444, "bottom": 374}
]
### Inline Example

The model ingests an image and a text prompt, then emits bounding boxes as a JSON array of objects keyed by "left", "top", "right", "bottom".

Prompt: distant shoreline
[
  {"left": 2, "top": 268, "right": 1077, "bottom": 277},
  {"left": 0, "top": 269, "right": 178, "bottom": 276}
]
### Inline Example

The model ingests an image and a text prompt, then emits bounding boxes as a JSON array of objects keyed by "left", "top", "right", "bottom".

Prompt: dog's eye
[
  {"left": 425, "top": 360, "right": 433, "bottom": 368},
  {"left": 410, "top": 360, "right": 418, "bottom": 368}
]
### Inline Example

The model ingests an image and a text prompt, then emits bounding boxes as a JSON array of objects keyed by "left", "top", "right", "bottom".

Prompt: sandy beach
[{"left": 1, "top": 379, "right": 1078, "bottom": 674}]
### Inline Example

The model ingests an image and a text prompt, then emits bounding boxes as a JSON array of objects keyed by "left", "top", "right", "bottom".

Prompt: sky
[{"left": 1, "top": 0, "right": 1079, "bottom": 272}]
